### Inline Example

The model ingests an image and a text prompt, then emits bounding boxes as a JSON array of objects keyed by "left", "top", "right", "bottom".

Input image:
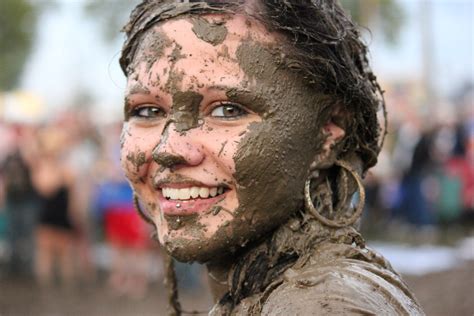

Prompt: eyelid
[
  {"left": 207, "top": 101, "right": 248, "bottom": 113},
  {"left": 207, "top": 101, "right": 249, "bottom": 119},
  {"left": 129, "top": 104, "right": 167, "bottom": 119}
]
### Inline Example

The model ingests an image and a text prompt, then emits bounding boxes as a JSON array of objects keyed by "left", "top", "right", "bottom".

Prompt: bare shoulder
[{"left": 261, "top": 259, "right": 424, "bottom": 316}]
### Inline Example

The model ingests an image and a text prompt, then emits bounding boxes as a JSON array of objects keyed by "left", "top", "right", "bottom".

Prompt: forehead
[
  {"left": 140, "top": 13, "right": 273, "bottom": 50},
  {"left": 129, "top": 14, "right": 276, "bottom": 87},
  {"left": 174, "top": 13, "right": 267, "bottom": 36},
  {"left": 128, "top": 14, "right": 282, "bottom": 97}
]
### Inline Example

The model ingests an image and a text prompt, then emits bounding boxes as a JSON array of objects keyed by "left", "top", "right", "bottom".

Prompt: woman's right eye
[{"left": 131, "top": 106, "right": 166, "bottom": 119}]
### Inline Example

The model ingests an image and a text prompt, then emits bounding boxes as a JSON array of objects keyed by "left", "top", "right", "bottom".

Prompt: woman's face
[{"left": 121, "top": 14, "right": 327, "bottom": 262}]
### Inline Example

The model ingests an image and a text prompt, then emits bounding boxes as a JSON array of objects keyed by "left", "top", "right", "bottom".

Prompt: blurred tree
[
  {"left": 0, "top": 0, "right": 39, "bottom": 90},
  {"left": 340, "top": 0, "right": 404, "bottom": 45},
  {"left": 83, "top": 0, "right": 140, "bottom": 43}
]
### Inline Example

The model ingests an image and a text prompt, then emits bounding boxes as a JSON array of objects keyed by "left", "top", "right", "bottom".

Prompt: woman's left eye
[{"left": 210, "top": 103, "right": 248, "bottom": 119}]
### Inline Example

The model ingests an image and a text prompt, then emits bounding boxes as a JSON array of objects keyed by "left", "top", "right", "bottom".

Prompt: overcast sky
[{"left": 19, "top": 0, "right": 473, "bottom": 121}]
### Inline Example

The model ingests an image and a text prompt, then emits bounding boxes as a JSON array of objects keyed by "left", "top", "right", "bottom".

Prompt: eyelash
[
  {"left": 130, "top": 105, "right": 166, "bottom": 119},
  {"left": 128, "top": 102, "right": 249, "bottom": 121},
  {"left": 209, "top": 102, "right": 248, "bottom": 120}
]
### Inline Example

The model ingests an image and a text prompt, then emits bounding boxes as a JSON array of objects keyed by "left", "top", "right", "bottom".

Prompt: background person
[
  {"left": 0, "top": 124, "right": 39, "bottom": 278},
  {"left": 31, "top": 127, "right": 78, "bottom": 287}
]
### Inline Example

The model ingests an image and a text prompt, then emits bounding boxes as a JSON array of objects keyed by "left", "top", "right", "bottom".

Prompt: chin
[
  {"left": 160, "top": 216, "right": 284, "bottom": 264},
  {"left": 162, "top": 236, "right": 230, "bottom": 263}
]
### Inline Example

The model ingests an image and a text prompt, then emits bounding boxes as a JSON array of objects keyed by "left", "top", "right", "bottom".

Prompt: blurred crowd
[
  {"left": 0, "top": 109, "right": 164, "bottom": 298},
  {"left": 362, "top": 83, "right": 474, "bottom": 240},
  {"left": 0, "top": 83, "right": 473, "bottom": 295}
]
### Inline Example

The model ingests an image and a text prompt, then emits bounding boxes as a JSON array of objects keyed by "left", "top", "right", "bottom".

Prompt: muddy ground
[
  {"left": 404, "top": 261, "right": 474, "bottom": 316},
  {"left": 0, "top": 261, "right": 473, "bottom": 316}
]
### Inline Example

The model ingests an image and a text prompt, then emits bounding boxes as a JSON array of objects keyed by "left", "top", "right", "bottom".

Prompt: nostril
[{"left": 152, "top": 152, "right": 187, "bottom": 169}]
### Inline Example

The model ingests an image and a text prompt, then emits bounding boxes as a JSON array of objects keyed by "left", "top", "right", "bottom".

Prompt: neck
[{"left": 206, "top": 258, "right": 233, "bottom": 302}]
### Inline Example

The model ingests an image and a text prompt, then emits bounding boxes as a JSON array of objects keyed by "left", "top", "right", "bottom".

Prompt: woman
[
  {"left": 31, "top": 127, "right": 77, "bottom": 286},
  {"left": 120, "top": 1, "right": 424, "bottom": 315}
]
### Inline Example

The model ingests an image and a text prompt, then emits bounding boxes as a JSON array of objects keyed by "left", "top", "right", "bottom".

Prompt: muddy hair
[
  {"left": 121, "top": 1, "right": 386, "bottom": 314},
  {"left": 253, "top": 1, "right": 386, "bottom": 171}
]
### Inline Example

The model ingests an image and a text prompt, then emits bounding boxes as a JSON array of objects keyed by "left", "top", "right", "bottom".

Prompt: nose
[{"left": 152, "top": 123, "right": 204, "bottom": 170}]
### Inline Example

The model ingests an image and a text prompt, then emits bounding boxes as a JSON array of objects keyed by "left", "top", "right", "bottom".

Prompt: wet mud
[{"left": 191, "top": 17, "right": 228, "bottom": 46}]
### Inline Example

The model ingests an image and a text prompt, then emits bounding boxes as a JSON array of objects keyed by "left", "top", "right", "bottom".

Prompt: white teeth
[
  {"left": 162, "top": 186, "right": 225, "bottom": 200},
  {"left": 190, "top": 187, "right": 200, "bottom": 198},
  {"left": 199, "top": 187, "right": 210, "bottom": 198},
  {"left": 178, "top": 188, "right": 190, "bottom": 200},
  {"left": 209, "top": 187, "right": 217, "bottom": 197},
  {"left": 168, "top": 188, "right": 179, "bottom": 200}
]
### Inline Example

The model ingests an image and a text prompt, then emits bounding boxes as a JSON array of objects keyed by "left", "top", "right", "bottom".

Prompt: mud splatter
[
  {"left": 191, "top": 17, "right": 228, "bottom": 46},
  {"left": 128, "top": 81, "right": 151, "bottom": 95},
  {"left": 126, "top": 151, "right": 147, "bottom": 172},
  {"left": 134, "top": 28, "right": 172, "bottom": 73},
  {"left": 217, "top": 44, "right": 232, "bottom": 60},
  {"left": 120, "top": 123, "right": 131, "bottom": 147},
  {"left": 217, "top": 140, "right": 228, "bottom": 157},
  {"left": 169, "top": 43, "right": 186, "bottom": 62},
  {"left": 171, "top": 91, "right": 203, "bottom": 132}
]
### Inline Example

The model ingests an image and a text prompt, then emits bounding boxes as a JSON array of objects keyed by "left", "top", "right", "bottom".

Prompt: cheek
[
  {"left": 120, "top": 126, "right": 157, "bottom": 183},
  {"left": 232, "top": 113, "right": 321, "bottom": 219},
  {"left": 216, "top": 139, "right": 239, "bottom": 174},
  {"left": 195, "top": 126, "right": 246, "bottom": 175}
]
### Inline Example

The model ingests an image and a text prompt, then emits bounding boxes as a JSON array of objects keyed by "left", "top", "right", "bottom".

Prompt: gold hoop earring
[
  {"left": 304, "top": 160, "right": 365, "bottom": 228},
  {"left": 133, "top": 193, "right": 154, "bottom": 224}
]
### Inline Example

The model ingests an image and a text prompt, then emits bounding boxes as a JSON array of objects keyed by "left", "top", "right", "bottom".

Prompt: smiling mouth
[{"left": 162, "top": 186, "right": 227, "bottom": 200}]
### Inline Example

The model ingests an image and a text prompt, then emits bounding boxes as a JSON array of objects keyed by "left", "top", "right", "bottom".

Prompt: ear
[
  {"left": 311, "top": 115, "right": 346, "bottom": 170},
  {"left": 322, "top": 120, "right": 345, "bottom": 153}
]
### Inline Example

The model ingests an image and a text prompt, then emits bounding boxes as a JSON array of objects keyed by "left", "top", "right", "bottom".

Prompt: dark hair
[
  {"left": 120, "top": 0, "right": 386, "bottom": 174},
  {"left": 254, "top": 1, "right": 386, "bottom": 172}
]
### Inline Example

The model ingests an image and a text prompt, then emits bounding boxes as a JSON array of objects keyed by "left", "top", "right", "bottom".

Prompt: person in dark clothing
[
  {"left": 38, "top": 187, "right": 73, "bottom": 231},
  {"left": 1, "top": 143, "right": 39, "bottom": 278},
  {"left": 31, "top": 127, "right": 77, "bottom": 287},
  {"left": 395, "top": 129, "right": 437, "bottom": 226}
]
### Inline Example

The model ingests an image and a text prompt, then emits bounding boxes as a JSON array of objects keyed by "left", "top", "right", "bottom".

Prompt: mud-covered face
[{"left": 121, "top": 14, "right": 327, "bottom": 263}]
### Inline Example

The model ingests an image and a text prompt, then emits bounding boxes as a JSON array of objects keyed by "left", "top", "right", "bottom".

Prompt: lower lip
[{"left": 157, "top": 191, "right": 227, "bottom": 216}]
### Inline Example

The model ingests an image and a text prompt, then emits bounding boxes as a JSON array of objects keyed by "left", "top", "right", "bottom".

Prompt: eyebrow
[
  {"left": 206, "top": 85, "right": 268, "bottom": 114},
  {"left": 123, "top": 84, "right": 159, "bottom": 117},
  {"left": 205, "top": 84, "right": 250, "bottom": 93},
  {"left": 126, "top": 82, "right": 151, "bottom": 96}
]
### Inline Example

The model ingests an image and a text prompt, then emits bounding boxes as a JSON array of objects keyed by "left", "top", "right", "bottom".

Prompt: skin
[{"left": 121, "top": 14, "right": 345, "bottom": 299}]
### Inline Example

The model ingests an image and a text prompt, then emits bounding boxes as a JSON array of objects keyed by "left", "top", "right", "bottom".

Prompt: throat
[{"left": 206, "top": 259, "right": 232, "bottom": 303}]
